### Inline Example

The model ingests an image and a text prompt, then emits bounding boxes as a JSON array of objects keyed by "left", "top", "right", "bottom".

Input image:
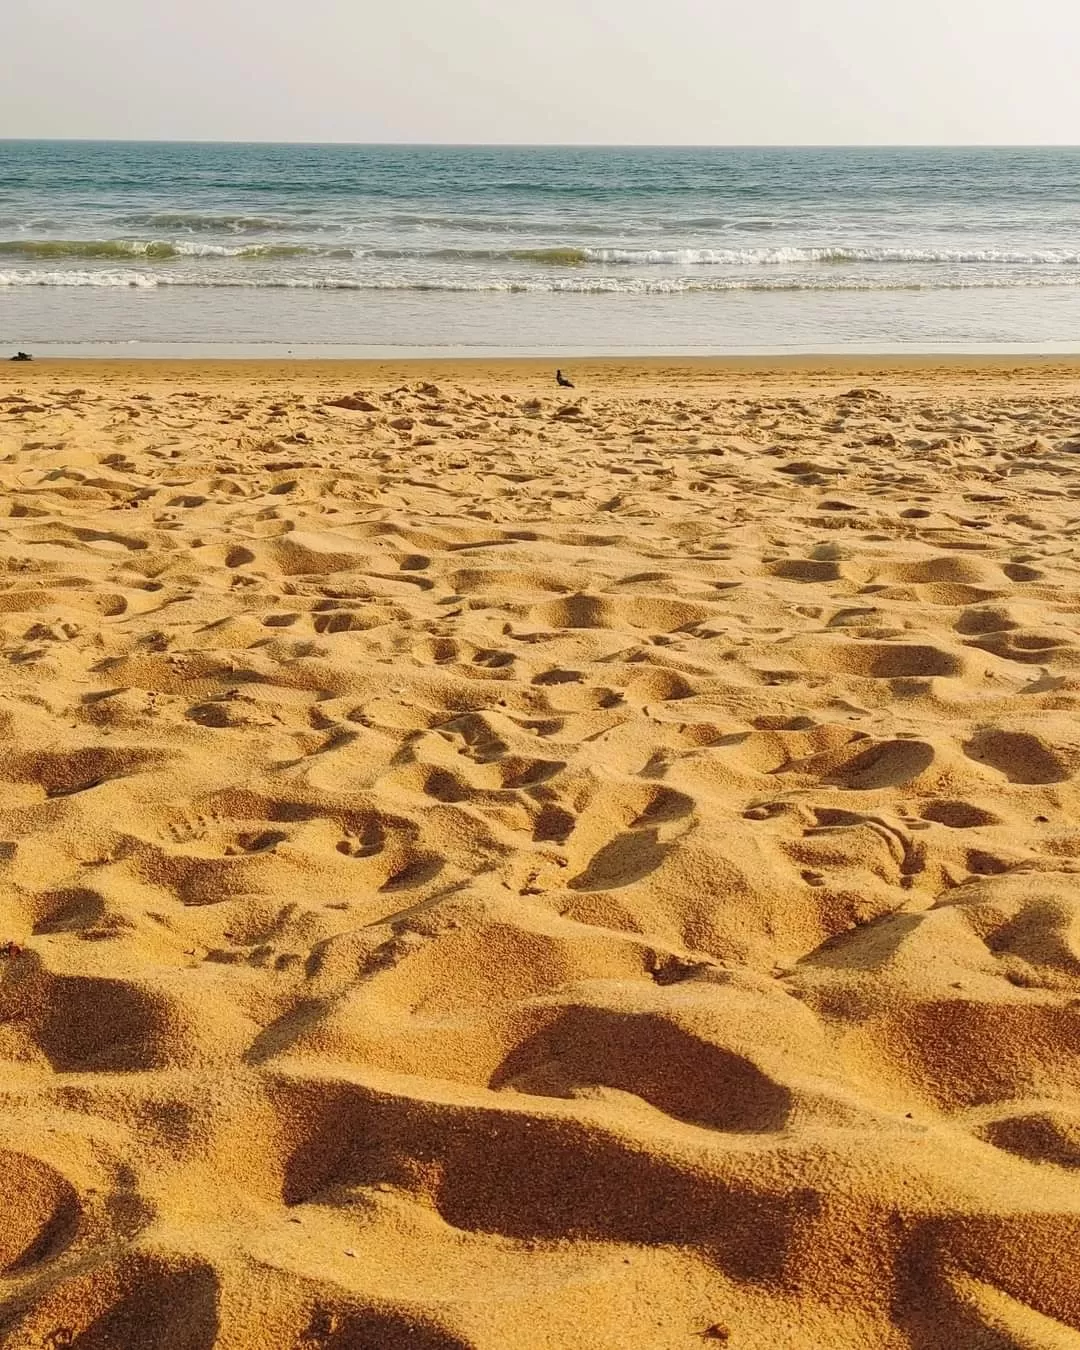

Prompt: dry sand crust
[{"left": 0, "top": 357, "right": 1079, "bottom": 1347}]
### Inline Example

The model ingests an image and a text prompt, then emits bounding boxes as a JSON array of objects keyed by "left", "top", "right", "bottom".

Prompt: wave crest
[
  {"left": 118, "top": 212, "right": 294, "bottom": 233},
  {"left": 9, "top": 240, "right": 1080, "bottom": 268},
  {"left": 0, "top": 239, "right": 332, "bottom": 261}
]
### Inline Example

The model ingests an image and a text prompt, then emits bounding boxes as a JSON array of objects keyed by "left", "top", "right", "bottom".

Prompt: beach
[{"left": 0, "top": 356, "right": 1079, "bottom": 1346}]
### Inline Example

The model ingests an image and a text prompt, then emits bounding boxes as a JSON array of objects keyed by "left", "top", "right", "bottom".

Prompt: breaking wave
[
  {"left": 525, "top": 246, "right": 1080, "bottom": 267},
  {"left": 0, "top": 239, "right": 331, "bottom": 261},
  {"left": 5, "top": 269, "right": 1080, "bottom": 294},
  {"left": 585, "top": 246, "right": 1080, "bottom": 266},
  {"left": 10, "top": 240, "right": 1080, "bottom": 268}
]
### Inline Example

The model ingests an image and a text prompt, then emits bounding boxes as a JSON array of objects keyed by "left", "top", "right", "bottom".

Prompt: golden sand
[{"left": 1, "top": 357, "right": 1080, "bottom": 1347}]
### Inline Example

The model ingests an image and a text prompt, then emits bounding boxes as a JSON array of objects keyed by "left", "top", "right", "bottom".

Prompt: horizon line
[{"left": 3, "top": 138, "right": 1080, "bottom": 150}]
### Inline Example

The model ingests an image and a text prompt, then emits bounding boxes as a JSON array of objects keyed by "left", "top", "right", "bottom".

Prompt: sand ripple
[{"left": 1, "top": 361, "right": 1080, "bottom": 1347}]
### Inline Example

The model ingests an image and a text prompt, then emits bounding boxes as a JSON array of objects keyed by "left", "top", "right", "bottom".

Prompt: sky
[{"left": 4, "top": 0, "right": 1080, "bottom": 145}]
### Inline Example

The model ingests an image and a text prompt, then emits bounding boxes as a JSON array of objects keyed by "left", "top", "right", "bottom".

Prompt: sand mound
[{"left": 1, "top": 359, "right": 1080, "bottom": 1347}]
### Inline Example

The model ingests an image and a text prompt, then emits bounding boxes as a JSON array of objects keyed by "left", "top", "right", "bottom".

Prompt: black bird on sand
[
  {"left": 555, "top": 369, "right": 574, "bottom": 388},
  {"left": 9, "top": 352, "right": 32, "bottom": 362}
]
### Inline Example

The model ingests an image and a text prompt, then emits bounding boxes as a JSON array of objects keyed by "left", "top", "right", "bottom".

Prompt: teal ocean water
[{"left": 3, "top": 142, "right": 1080, "bottom": 353}]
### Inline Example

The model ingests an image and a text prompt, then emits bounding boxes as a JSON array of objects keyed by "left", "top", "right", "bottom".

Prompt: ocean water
[{"left": 2, "top": 142, "right": 1080, "bottom": 354}]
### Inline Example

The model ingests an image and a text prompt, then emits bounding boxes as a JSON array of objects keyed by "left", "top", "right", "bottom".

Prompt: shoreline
[
  {"left": 9, "top": 351, "right": 1080, "bottom": 374},
  {"left": 6, "top": 353, "right": 1080, "bottom": 402}
]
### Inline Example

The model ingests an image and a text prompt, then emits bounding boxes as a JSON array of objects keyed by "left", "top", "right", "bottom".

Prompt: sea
[{"left": 2, "top": 141, "right": 1080, "bottom": 356}]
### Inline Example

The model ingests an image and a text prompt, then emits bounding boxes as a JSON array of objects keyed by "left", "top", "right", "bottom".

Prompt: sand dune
[{"left": 1, "top": 358, "right": 1080, "bottom": 1347}]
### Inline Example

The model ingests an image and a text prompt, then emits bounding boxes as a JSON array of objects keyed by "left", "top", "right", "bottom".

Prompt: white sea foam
[
  {"left": 0, "top": 270, "right": 164, "bottom": 287},
  {"left": 580, "top": 246, "right": 1080, "bottom": 266},
  {"left": 5, "top": 269, "right": 1080, "bottom": 294}
]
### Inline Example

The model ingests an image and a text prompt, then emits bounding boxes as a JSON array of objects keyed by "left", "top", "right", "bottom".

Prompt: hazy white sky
[{"left": 4, "top": 0, "right": 1079, "bottom": 144}]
